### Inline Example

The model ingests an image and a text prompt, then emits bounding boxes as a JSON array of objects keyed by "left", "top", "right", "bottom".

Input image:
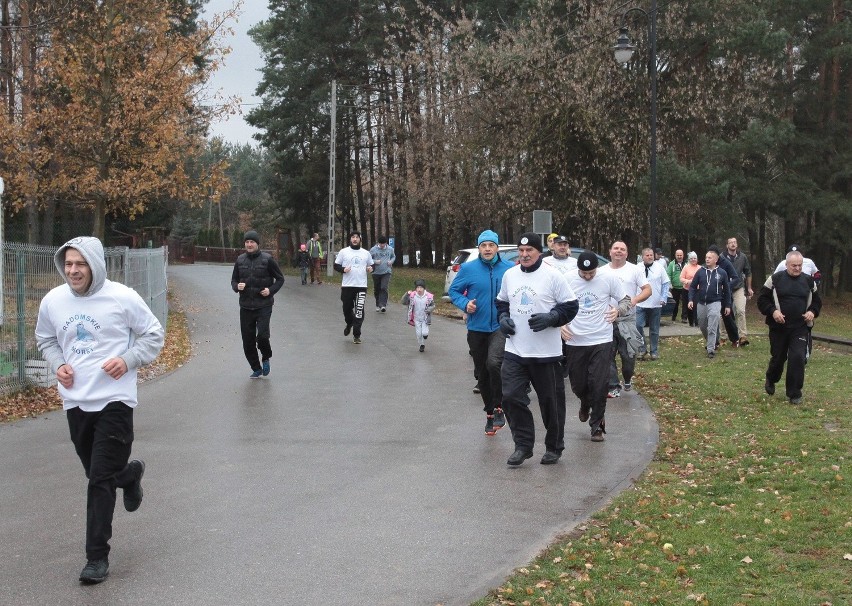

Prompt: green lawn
[{"left": 473, "top": 332, "right": 851, "bottom": 606}]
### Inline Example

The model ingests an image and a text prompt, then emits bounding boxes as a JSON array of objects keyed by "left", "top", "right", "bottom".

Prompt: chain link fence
[{"left": 0, "top": 243, "right": 167, "bottom": 394}]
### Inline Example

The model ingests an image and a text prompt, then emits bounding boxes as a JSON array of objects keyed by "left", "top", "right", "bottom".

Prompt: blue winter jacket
[{"left": 449, "top": 254, "right": 514, "bottom": 333}]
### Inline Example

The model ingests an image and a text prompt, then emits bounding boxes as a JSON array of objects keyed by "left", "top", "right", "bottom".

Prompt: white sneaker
[{"left": 376, "top": 307, "right": 381, "bottom": 312}]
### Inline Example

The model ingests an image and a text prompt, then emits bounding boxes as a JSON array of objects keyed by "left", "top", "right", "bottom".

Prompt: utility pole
[{"left": 327, "top": 80, "right": 337, "bottom": 276}]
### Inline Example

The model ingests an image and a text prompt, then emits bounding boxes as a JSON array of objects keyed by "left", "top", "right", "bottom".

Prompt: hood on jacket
[{"left": 53, "top": 236, "right": 107, "bottom": 297}]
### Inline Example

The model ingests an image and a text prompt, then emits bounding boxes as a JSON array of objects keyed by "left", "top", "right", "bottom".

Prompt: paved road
[{"left": 0, "top": 264, "right": 658, "bottom": 606}]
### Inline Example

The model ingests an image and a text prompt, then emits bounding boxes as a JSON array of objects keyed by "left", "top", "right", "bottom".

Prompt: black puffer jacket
[{"left": 231, "top": 251, "right": 285, "bottom": 309}]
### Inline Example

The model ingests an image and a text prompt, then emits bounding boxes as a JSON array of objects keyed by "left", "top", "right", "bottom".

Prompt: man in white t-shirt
[
  {"left": 563, "top": 252, "right": 630, "bottom": 442},
  {"left": 333, "top": 231, "right": 374, "bottom": 344},
  {"left": 636, "top": 247, "right": 671, "bottom": 360},
  {"left": 543, "top": 234, "right": 578, "bottom": 376},
  {"left": 496, "top": 233, "right": 579, "bottom": 466},
  {"left": 597, "top": 241, "right": 651, "bottom": 396}
]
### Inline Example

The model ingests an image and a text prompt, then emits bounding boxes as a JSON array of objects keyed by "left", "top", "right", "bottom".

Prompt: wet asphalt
[{"left": 0, "top": 263, "right": 658, "bottom": 606}]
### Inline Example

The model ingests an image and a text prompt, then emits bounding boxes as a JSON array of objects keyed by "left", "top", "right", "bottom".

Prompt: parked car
[{"left": 442, "top": 245, "right": 609, "bottom": 297}]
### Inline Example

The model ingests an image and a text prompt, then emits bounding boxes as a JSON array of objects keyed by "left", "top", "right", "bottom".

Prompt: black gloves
[
  {"left": 499, "top": 313, "right": 516, "bottom": 336},
  {"left": 528, "top": 310, "right": 560, "bottom": 332}
]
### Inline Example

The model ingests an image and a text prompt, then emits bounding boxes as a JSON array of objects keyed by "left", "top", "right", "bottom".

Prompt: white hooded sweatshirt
[{"left": 35, "top": 237, "right": 164, "bottom": 411}]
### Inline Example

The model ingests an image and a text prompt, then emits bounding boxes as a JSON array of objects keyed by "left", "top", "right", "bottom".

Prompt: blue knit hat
[{"left": 477, "top": 230, "right": 499, "bottom": 246}]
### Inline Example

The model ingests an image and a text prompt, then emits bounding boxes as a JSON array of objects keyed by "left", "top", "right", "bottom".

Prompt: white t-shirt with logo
[
  {"left": 543, "top": 254, "right": 578, "bottom": 277},
  {"left": 565, "top": 272, "right": 626, "bottom": 346},
  {"left": 497, "top": 262, "right": 577, "bottom": 359},
  {"left": 336, "top": 246, "right": 374, "bottom": 287}
]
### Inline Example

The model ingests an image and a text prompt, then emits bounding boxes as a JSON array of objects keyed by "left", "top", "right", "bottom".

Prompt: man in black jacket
[
  {"left": 757, "top": 251, "right": 821, "bottom": 405},
  {"left": 231, "top": 230, "right": 285, "bottom": 378}
]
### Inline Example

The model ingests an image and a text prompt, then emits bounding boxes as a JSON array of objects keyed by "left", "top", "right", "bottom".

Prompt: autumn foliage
[{"left": 0, "top": 0, "right": 233, "bottom": 239}]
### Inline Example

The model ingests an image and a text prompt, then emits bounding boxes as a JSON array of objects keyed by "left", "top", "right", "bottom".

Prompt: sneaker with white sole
[{"left": 607, "top": 387, "right": 621, "bottom": 398}]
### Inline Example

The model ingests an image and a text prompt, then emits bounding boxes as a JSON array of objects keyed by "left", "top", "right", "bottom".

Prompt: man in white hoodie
[{"left": 35, "top": 237, "right": 164, "bottom": 585}]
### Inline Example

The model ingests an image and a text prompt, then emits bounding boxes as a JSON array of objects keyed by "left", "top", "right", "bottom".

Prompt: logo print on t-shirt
[{"left": 72, "top": 322, "right": 98, "bottom": 355}]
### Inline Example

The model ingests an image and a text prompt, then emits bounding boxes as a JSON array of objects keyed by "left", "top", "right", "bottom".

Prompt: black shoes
[
  {"left": 262, "top": 359, "right": 270, "bottom": 376},
  {"left": 123, "top": 460, "right": 145, "bottom": 512},
  {"left": 493, "top": 408, "right": 506, "bottom": 431},
  {"left": 540, "top": 451, "right": 561, "bottom": 465},
  {"left": 472, "top": 385, "right": 480, "bottom": 394},
  {"left": 484, "top": 415, "right": 496, "bottom": 436},
  {"left": 79, "top": 558, "right": 109, "bottom": 584},
  {"left": 789, "top": 396, "right": 802, "bottom": 405},
  {"left": 419, "top": 344, "right": 425, "bottom": 352},
  {"left": 578, "top": 404, "right": 590, "bottom": 423},
  {"left": 344, "top": 324, "right": 352, "bottom": 336},
  {"left": 507, "top": 448, "right": 533, "bottom": 466},
  {"left": 591, "top": 430, "right": 605, "bottom": 442},
  {"left": 765, "top": 379, "right": 775, "bottom": 395}
]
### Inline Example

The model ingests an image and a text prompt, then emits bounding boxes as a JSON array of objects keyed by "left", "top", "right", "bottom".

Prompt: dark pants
[
  {"left": 670, "top": 287, "right": 687, "bottom": 321},
  {"left": 341, "top": 287, "right": 367, "bottom": 337},
  {"left": 67, "top": 402, "right": 137, "bottom": 561},
  {"left": 240, "top": 306, "right": 273, "bottom": 371},
  {"left": 310, "top": 258, "right": 322, "bottom": 283},
  {"left": 501, "top": 357, "right": 565, "bottom": 453},
  {"left": 300, "top": 266, "right": 309, "bottom": 284},
  {"left": 721, "top": 308, "right": 740, "bottom": 344},
  {"left": 467, "top": 330, "right": 506, "bottom": 414},
  {"left": 766, "top": 325, "right": 810, "bottom": 399},
  {"left": 609, "top": 325, "right": 636, "bottom": 388},
  {"left": 565, "top": 342, "right": 611, "bottom": 434},
  {"left": 372, "top": 273, "right": 391, "bottom": 308}
]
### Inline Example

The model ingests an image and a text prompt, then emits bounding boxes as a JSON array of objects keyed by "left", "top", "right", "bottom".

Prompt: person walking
[
  {"left": 758, "top": 251, "right": 821, "bottom": 404},
  {"left": 231, "top": 230, "right": 285, "bottom": 378},
  {"left": 496, "top": 233, "right": 579, "bottom": 466},
  {"left": 680, "top": 251, "right": 701, "bottom": 326},
  {"left": 708, "top": 244, "right": 740, "bottom": 347},
  {"left": 542, "top": 234, "right": 578, "bottom": 275},
  {"left": 667, "top": 249, "right": 687, "bottom": 323},
  {"left": 402, "top": 279, "right": 435, "bottom": 352},
  {"left": 307, "top": 232, "right": 324, "bottom": 284},
  {"left": 295, "top": 244, "right": 310, "bottom": 285},
  {"left": 723, "top": 237, "right": 753, "bottom": 346},
  {"left": 369, "top": 235, "right": 396, "bottom": 312},
  {"left": 334, "top": 231, "right": 374, "bottom": 344},
  {"left": 449, "top": 230, "right": 513, "bottom": 436},
  {"left": 562, "top": 252, "right": 630, "bottom": 442},
  {"left": 35, "top": 237, "right": 165, "bottom": 584},
  {"left": 636, "top": 247, "right": 670, "bottom": 360},
  {"left": 774, "top": 244, "right": 820, "bottom": 279},
  {"left": 687, "top": 248, "right": 732, "bottom": 359},
  {"left": 597, "top": 241, "right": 651, "bottom": 397}
]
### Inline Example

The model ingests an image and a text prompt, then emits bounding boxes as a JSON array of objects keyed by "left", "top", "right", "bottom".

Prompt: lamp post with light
[{"left": 613, "top": 0, "right": 658, "bottom": 250}]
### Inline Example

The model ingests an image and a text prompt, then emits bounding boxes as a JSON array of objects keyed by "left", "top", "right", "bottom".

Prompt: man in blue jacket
[{"left": 449, "top": 230, "right": 514, "bottom": 436}]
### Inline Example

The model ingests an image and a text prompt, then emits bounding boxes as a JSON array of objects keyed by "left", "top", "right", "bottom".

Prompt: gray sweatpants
[{"left": 697, "top": 301, "right": 721, "bottom": 353}]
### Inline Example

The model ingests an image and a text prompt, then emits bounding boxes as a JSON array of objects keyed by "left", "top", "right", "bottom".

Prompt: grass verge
[{"left": 473, "top": 333, "right": 850, "bottom": 605}]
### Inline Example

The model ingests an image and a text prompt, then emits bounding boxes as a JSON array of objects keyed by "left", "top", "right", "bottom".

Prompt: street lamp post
[{"left": 613, "top": 0, "right": 658, "bottom": 250}]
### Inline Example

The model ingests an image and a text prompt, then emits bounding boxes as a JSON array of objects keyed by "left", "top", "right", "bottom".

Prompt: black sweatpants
[
  {"left": 67, "top": 402, "right": 138, "bottom": 561},
  {"left": 670, "top": 287, "right": 687, "bottom": 321},
  {"left": 467, "top": 329, "right": 506, "bottom": 414},
  {"left": 565, "top": 341, "right": 612, "bottom": 435},
  {"left": 766, "top": 325, "right": 810, "bottom": 399},
  {"left": 501, "top": 356, "right": 565, "bottom": 454},
  {"left": 341, "top": 286, "right": 367, "bottom": 337},
  {"left": 240, "top": 306, "right": 273, "bottom": 371}
]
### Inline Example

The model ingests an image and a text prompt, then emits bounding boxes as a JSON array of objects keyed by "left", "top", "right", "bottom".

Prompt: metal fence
[{"left": 0, "top": 243, "right": 168, "bottom": 393}]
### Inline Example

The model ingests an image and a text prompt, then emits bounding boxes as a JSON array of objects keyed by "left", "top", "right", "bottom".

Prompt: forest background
[{"left": 0, "top": 0, "right": 850, "bottom": 293}]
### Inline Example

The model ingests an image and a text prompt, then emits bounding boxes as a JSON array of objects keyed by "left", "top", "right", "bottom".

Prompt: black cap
[
  {"left": 518, "top": 232, "right": 542, "bottom": 252},
  {"left": 788, "top": 244, "right": 802, "bottom": 253},
  {"left": 654, "top": 247, "right": 663, "bottom": 254},
  {"left": 414, "top": 279, "right": 426, "bottom": 288},
  {"left": 244, "top": 230, "right": 260, "bottom": 245},
  {"left": 577, "top": 251, "right": 599, "bottom": 270},
  {"left": 554, "top": 235, "right": 569, "bottom": 243}
]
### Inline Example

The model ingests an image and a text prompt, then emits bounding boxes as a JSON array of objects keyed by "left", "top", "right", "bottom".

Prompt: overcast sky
[{"left": 202, "top": 0, "right": 270, "bottom": 146}]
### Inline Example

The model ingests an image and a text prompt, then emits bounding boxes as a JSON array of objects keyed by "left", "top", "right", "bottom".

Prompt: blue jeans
[{"left": 636, "top": 306, "right": 661, "bottom": 355}]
